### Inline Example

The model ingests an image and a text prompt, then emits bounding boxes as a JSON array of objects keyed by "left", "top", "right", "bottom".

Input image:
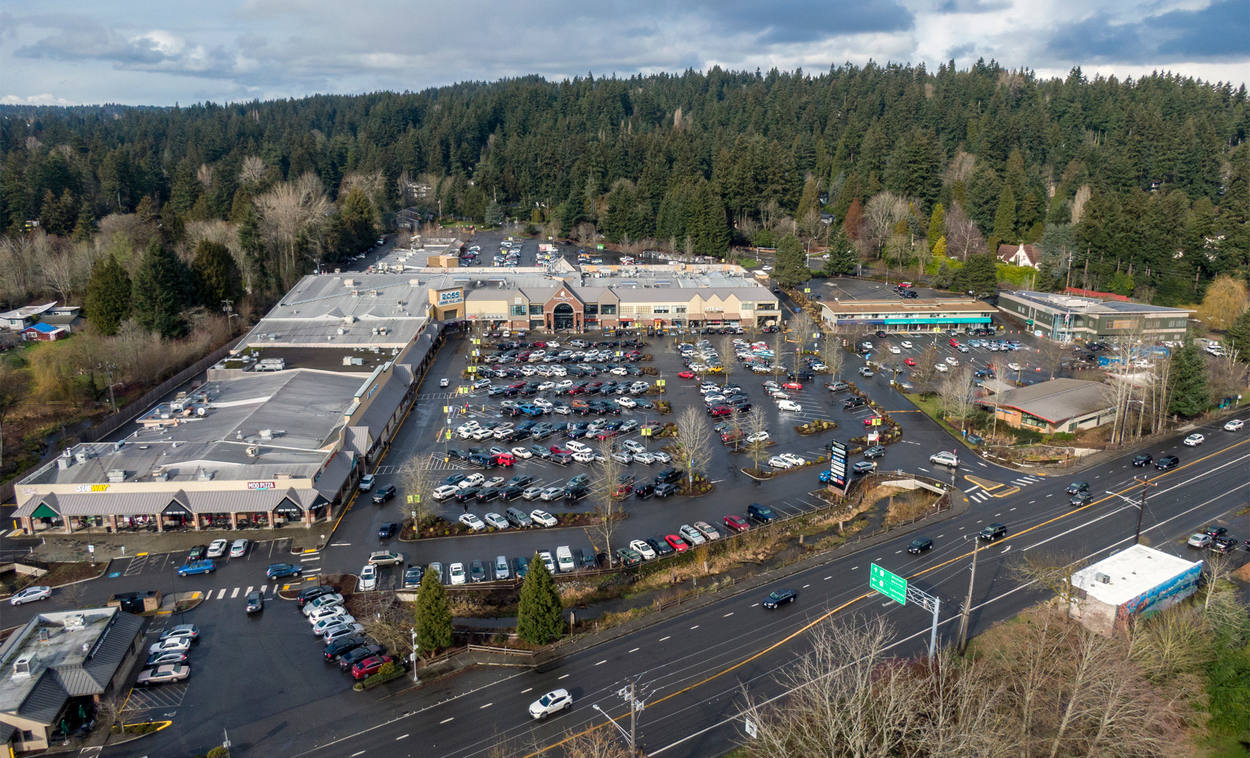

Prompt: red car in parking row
[
  {"left": 350, "top": 654, "right": 396, "bottom": 680},
  {"left": 722, "top": 514, "right": 750, "bottom": 533}
]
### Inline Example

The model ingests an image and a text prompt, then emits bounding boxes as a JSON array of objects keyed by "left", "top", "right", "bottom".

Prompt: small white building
[{"left": 1068, "top": 544, "right": 1202, "bottom": 636}]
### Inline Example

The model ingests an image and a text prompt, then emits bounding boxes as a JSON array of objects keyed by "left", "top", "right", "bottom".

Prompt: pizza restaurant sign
[{"left": 247, "top": 481, "right": 277, "bottom": 490}]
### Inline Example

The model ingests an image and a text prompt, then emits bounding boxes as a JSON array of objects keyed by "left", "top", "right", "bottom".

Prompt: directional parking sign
[{"left": 869, "top": 563, "right": 907, "bottom": 605}]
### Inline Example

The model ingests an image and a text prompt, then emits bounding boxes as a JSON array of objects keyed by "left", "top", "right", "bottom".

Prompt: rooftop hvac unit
[
  {"left": 197, "top": 468, "right": 214, "bottom": 481},
  {"left": 57, "top": 456, "right": 71, "bottom": 470},
  {"left": 113, "top": 440, "right": 124, "bottom": 451},
  {"left": 12, "top": 654, "right": 35, "bottom": 678},
  {"left": 245, "top": 446, "right": 259, "bottom": 458},
  {"left": 106, "top": 469, "right": 126, "bottom": 483},
  {"left": 259, "top": 429, "right": 273, "bottom": 440},
  {"left": 74, "top": 449, "right": 90, "bottom": 464},
  {"left": 337, "top": 328, "right": 347, "bottom": 335},
  {"left": 1094, "top": 572, "right": 1112, "bottom": 584},
  {"left": 63, "top": 614, "right": 86, "bottom": 630}
]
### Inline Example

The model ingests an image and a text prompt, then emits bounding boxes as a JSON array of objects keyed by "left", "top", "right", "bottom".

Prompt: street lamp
[
  {"left": 591, "top": 704, "right": 634, "bottom": 752},
  {"left": 410, "top": 627, "right": 420, "bottom": 683}
]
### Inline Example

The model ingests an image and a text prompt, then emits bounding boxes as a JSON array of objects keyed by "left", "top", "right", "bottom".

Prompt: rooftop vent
[
  {"left": 259, "top": 429, "right": 273, "bottom": 440},
  {"left": 1094, "top": 572, "right": 1112, "bottom": 584},
  {"left": 106, "top": 469, "right": 126, "bottom": 483},
  {"left": 74, "top": 449, "right": 90, "bottom": 464},
  {"left": 63, "top": 614, "right": 86, "bottom": 630},
  {"left": 12, "top": 654, "right": 35, "bottom": 679},
  {"left": 245, "top": 446, "right": 259, "bottom": 458}
]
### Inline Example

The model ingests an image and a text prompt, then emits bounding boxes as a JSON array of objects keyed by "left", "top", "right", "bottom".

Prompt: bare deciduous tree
[
  {"left": 863, "top": 191, "right": 908, "bottom": 258},
  {"left": 672, "top": 405, "right": 713, "bottom": 490},
  {"left": 255, "top": 173, "right": 330, "bottom": 289},
  {"left": 559, "top": 725, "right": 631, "bottom": 758},
  {"left": 589, "top": 439, "right": 624, "bottom": 564},
  {"left": 718, "top": 334, "right": 735, "bottom": 388},
  {"left": 938, "top": 367, "right": 977, "bottom": 434},
  {"left": 399, "top": 453, "right": 437, "bottom": 530},
  {"left": 945, "top": 202, "right": 984, "bottom": 261},
  {"left": 1011, "top": 550, "right": 1085, "bottom": 616},
  {"left": 238, "top": 155, "right": 268, "bottom": 187},
  {"left": 743, "top": 407, "right": 770, "bottom": 473},
  {"left": 821, "top": 331, "right": 845, "bottom": 381}
]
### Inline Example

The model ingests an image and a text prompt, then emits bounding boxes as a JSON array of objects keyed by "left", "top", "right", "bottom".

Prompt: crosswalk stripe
[
  {"left": 245, "top": 586, "right": 253, "bottom": 595},
  {"left": 230, "top": 587, "right": 240, "bottom": 599},
  {"left": 216, "top": 588, "right": 226, "bottom": 600}
]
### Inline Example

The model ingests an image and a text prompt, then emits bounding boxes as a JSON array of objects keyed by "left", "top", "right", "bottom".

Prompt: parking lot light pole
[
  {"left": 410, "top": 627, "right": 420, "bottom": 683},
  {"left": 591, "top": 703, "right": 633, "bottom": 751}
]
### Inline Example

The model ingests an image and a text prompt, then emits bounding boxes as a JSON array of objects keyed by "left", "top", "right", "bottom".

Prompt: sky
[{"left": 1, "top": 0, "right": 1247, "bottom": 106}]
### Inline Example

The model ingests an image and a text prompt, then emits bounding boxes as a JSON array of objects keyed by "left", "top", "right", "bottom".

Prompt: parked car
[
  {"left": 459, "top": 513, "right": 487, "bottom": 532},
  {"left": 206, "top": 539, "right": 229, "bottom": 558},
  {"left": 448, "top": 562, "right": 467, "bottom": 585},
  {"left": 351, "top": 654, "right": 396, "bottom": 680},
  {"left": 665, "top": 534, "right": 690, "bottom": 552},
  {"left": 747, "top": 503, "right": 776, "bottom": 523},
  {"left": 136, "top": 664, "right": 191, "bottom": 686},
  {"left": 530, "top": 509, "right": 558, "bottom": 527},
  {"left": 358, "top": 565, "right": 378, "bottom": 591},
  {"left": 160, "top": 624, "right": 199, "bottom": 642},
  {"left": 1187, "top": 533, "right": 1212, "bottom": 549},
  {"left": 229, "top": 538, "right": 249, "bottom": 557},
  {"left": 297, "top": 585, "right": 335, "bottom": 607},
  {"left": 723, "top": 514, "right": 750, "bottom": 533}
]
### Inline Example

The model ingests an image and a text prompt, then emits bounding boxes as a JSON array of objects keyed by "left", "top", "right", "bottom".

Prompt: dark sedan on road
[
  {"left": 1131, "top": 453, "right": 1152, "bottom": 467},
  {"left": 1154, "top": 455, "right": 1180, "bottom": 471},
  {"left": 763, "top": 589, "right": 798, "bottom": 609},
  {"left": 862, "top": 445, "right": 886, "bottom": 459},
  {"left": 266, "top": 563, "right": 302, "bottom": 580},
  {"left": 907, "top": 537, "right": 934, "bottom": 555},
  {"left": 371, "top": 484, "right": 397, "bottom": 504},
  {"left": 377, "top": 522, "right": 398, "bottom": 539}
]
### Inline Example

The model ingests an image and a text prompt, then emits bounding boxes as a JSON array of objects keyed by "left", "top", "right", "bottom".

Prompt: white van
[
  {"left": 777, "top": 399, "right": 802, "bottom": 412},
  {"left": 556, "top": 546, "right": 575, "bottom": 573}
]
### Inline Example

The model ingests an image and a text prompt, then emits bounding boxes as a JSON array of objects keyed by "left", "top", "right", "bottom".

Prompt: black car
[
  {"left": 863, "top": 445, "right": 886, "bottom": 459},
  {"left": 323, "top": 635, "right": 365, "bottom": 662},
  {"left": 1069, "top": 492, "right": 1092, "bottom": 507},
  {"left": 907, "top": 537, "right": 933, "bottom": 555},
  {"left": 297, "top": 585, "right": 335, "bottom": 607},
  {"left": 843, "top": 396, "right": 867, "bottom": 409},
  {"left": 402, "top": 564, "right": 424, "bottom": 588},
  {"left": 978, "top": 523, "right": 1008, "bottom": 542},
  {"left": 476, "top": 486, "right": 501, "bottom": 502},
  {"left": 654, "top": 482, "right": 679, "bottom": 498},
  {"left": 1131, "top": 453, "right": 1152, "bottom": 467},
  {"left": 1203, "top": 525, "right": 1228, "bottom": 538},
  {"left": 508, "top": 474, "right": 534, "bottom": 488},
  {"left": 469, "top": 560, "right": 488, "bottom": 583},
  {"left": 187, "top": 545, "right": 207, "bottom": 561},
  {"left": 500, "top": 485, "right": 525, "bottom": 501},
  {"left": 655, "top": 468, "right": 682, "bottom": 484},
  {"left": 1065, "top": 481, "right": 1089, "bottom": 496},
  {"left": 747, "top": 503, "right": 777, "bottom": 524},
  {"left": 371, "top": 484, "right": 397, "bottom": 504},
  {"left": 338, "top": 643, "right": 385, "bottom": 670},
  {"left": 377, "top": 522, "right": 398, "bottom": 539},
  {"left": 245, "top": 590, "right": 264, "bottom": 614},
  {"left": 566, "top": 485, "right": 590, "bottom": 502},
  {"left": 1210, "top": 535, "right": 1239, "bottom": 554},
  {"left": 455, "top": 487, "right": 480, "bottom": 502},
  {"left": 1154, "top": 455, "right": 1180, "bottom": 471},
  {"left": 443, "top": 473, "right": 466, "bottom": 486},
  {"left": 646, "top": 536, "right": 675, "bottom": 556},
  {"left": 633, "top": 482, "right": 656, "bottom": 500},
  {"left": 762, "top": 588, "right": 799, "bottom": 609}
]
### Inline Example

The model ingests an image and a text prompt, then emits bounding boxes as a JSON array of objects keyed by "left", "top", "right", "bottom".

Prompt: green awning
[{"left": 31, "top": 503, "right": 59, "bottom": 519}]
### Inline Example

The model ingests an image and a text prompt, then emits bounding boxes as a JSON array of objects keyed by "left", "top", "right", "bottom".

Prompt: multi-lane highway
[{"left": 270, "top": 426, "right": 1249, "bottom": 758}]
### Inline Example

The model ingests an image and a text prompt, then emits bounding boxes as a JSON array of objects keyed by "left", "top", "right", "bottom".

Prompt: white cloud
[{"left": 1, "top": 93, "right": 75, "bottom": 106}]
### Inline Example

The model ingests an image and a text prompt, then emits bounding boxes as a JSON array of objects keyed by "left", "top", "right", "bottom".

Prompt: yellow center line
[{"left": 524, "top": 435, "right": 1250, "bottom": 757}]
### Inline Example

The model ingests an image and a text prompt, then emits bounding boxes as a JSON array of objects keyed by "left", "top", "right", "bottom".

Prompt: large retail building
[{"left": 996, "top": 290, "right": 1191, "bottom": 343}]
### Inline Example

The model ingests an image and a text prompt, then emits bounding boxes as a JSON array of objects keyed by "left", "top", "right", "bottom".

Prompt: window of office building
[
  {"left": 511, "top": 304, "right": 526, "bottom": 317},
  {"left": 675, "top": 306, "right": 686, "bottom": 314},
  {"left": 600, "top": 304, "right": 616, "bottom": 315},
  {"left": 529, "top": 304, "right": 543, "bottom": 316}
]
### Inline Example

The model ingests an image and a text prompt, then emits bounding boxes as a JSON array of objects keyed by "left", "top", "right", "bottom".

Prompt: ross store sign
[{"left": 438, "top": 289, "right": 463, "bottom": 305}]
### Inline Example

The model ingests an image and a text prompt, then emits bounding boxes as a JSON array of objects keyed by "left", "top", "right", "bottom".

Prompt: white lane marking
[
  {"left": 823, "top": 575, "right": 832, "bottom": 580},
  {"left": 894, "top": 550, "right": 902, "bottom": 554},
  {"left": 801, "top": 584, "right": 810, "bottom": 589},
  {"left": 690, "top": 625, "right": 700, "bottom": 630},
  {"left": 595, "top": 660, "right": 607, "bottom": 666},
  {"left": 230, "top": 587, "right": 240, "bottom": 598},
  {"left": 351, "top": 751, "right": 365, "bottom": 757},
  {"left": 936, "top": 534, "right": 945, "bottom": 538},
  {"left": 659, "top": 635, "right": 671, "bottom": 642},
  {"left": 558, "top": 674, "right": 570, "bottom": 680},
  {"left": 439, "top": 717, "right": 454, "bottom": 725},
  {"left": 962, "top": 486, "right": 980, "bottom": 493},
  {"left": 396, "top": 733, "right": 410, "bottom": 740},
  {"left": 851, "top": 566, "right": 860, "bottom": 570},
  {"left": 628, "top": 647, "right": 640, "bottom": 653},
  {"left": 330, "top": 542, "right": 351, "bottom": 547},
  {"left": 245, "top": 586, "right": 253, "bottom": 595},
  {"left": 479, "top": 703, "right": 493, "bottom": 709},
  {"left": 723, "top": 612, "right": 734, "bottom": 618},
  {"left": 521, "top": 687, "right": 533, "bottom": 694}
]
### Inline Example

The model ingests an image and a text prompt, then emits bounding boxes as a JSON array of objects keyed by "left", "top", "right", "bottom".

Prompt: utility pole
[
  {"left": 958, "top": 534, "right": 980, "bottom": 654},
  {"left": 1133, "top": 475, "right": 1157, "bottom": 544},
  {"left": 629, "top": 680, "right": 637, "bottom": 752}
]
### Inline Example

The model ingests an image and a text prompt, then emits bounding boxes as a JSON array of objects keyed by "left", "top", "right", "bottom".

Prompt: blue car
[
  {"left": 266, "top": 563, "right": 302, "bottom": 580},
  {"left": 818, "top": 470, "right": 833, "bottom": 484},
  {"left": 177, "top": 559, "right": 216, "bottom": 577}
]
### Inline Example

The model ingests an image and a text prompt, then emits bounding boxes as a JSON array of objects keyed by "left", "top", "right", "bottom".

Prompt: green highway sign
[{"left": 869, "top": 563, "right": 907, "bottom": 605}]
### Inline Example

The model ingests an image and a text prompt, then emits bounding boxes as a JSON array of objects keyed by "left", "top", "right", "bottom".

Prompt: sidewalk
[{"left": 13, "top": 526, "right": 305, "bottom": 563}]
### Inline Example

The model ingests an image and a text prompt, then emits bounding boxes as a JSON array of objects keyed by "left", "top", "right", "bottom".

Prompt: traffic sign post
[{"left": 869, "top": 563, "right": 907, "bottom": 605}]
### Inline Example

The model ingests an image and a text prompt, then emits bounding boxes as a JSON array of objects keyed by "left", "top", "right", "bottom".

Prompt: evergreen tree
[
  {"left": 990, "top": 184, "right": 1016, "bottom": 252},
  {"left": 484, "top": 200, "right": 504, "bottom": 227},
  {"left": 414, "top": 566, "right": 452, "bottom": 655},
  {"left": 131, "top": 239, "right": 190, "bottom": 339},
  {"left": 1225, "top": 308, "right": 1250, "bottom": 361},
  {"left": 516, "top": 555, "right": 564, "bottom": 645},
  {"left": 927, "top": 203, "right": 945, "bottom": 252},
  {"left": 339, "top": 187, "right": 378, "bottom": 252},
  {"left": 191, "top": 240, "right": 244, "bottom": 309},
  {"left": 84, "top": 253, "right": 132, "bottom": 336},
  {"left": 773, "top": 233, "right": 809, "bottom": 287},
  {"left": 1168, "top": 342, "right": 1211, "bottom": 417},
  {"left": 823, "top": 226, "right": 859, "bottom": 276},
  {"left": 953, "top": 253, "right": 999, "bottom": 297}
]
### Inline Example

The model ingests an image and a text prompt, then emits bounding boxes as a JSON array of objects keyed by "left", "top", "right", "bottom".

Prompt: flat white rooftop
[{"left": 1070, "top": 544, "right": 1200, "bottom": 606}]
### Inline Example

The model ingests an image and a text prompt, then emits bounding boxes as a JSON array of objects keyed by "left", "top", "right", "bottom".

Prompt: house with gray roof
[{"left": 982, "top": 378, "right": 1116, "bottom": 434}]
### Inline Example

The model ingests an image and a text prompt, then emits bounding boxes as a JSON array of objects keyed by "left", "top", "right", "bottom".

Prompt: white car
[
  {"left": 934, "top": 363, "right": 948, "bottom": 373},
  {"left": 565, "top": 441, "right": 590, "bottom": 454},
  {"left": 572, "top": 450, "right": 595, "bottom": 463},
  {"left": 629, "top": 539, "right": 656, "bottom": 561},
  {"left": 511, "top": 446, "right": 533, "bottom": 459},
  {"left": 530, "top": 509, "right": 558, "bottom": 527},
  {"left": 652, "top": 451, "right": 672, "bottom": 464},
  {"left": 929, "top": 450, "right": 960, "bottom": 468},
  {"left": 900, "top": 340, "right": 913, "bottom": 349},
  {"left": 540, "top": 486, "right": 565, "bottom": 502},
  {"left": 746, "top": 431, "right": 770, "bottom": 443},
  {"left": 621, "top": 440, "right": 645, "bottom": 454},
  {"left": 148, "top": 637, "right": 192, "bottom": 655},
  {"left": 768, "top": 455, "right": 794, "bottom": 469},
  {"left": 1007, "top": 362, "right": 1021, "bottom": 371},
  {"left": 945, "top": 357, "right": 959, "bottom": 366},
  {"left": 780, "top": 453, "right": 806, "bottom": 466},
  {"left": 537, "top": 381, "right": 554, "bottom": 391},
  {"left": 439, "top": 378, "right": 450, "bottom": 387},
  {"left": 433, "top": 484, "right": 460, "bottom": 500},
  {"left": 229, "top": 538, "right": 249, "bottom": 558},
  {"left": 358, "top": 474, "right": 376, "bottom": 491},
  {"left": 633, "top": 451, "right": 656, "bottom": 464},
  {"left": 529, "top": 688, "right": 573, "bottom": 720},
  {"left": 610, "top": 367, "right": 629, "bottom": 376},
  {"left": 537, "top": 551, "right": 557, "bottom": 574},
  {"left": 206, "top": 539, "right": 229, "bottom": 558},
  {"left": 693, "top": 520, "right": 721, "bottom": 540},
  {"left": 611, "top": 451, "right": 632, "bottom": 464},
  {"left": 777, "top": 399, "right": 802, "bottom": 412},
  {"left": 1183, "top": 433, "right": 1204, "bottom": 447},
  {"left": 448, "top": 562, "right": 467, "bottom": 585},
  {"left": 459, "top": 473, "right": 485, "bottom": 490},
  {"left": 9, "top": 586, "right": 52, "bottom": 605},
  {"left": 522, "top": 485, "right": 545, "bottom": 500},
  {"left": 1224, "top": 419, "right": 1245, "bottom": 432},
  {"left": 458, "top": 513, "right": 486, "bottom": 532},
  {"left": 483, "top": 476, "right": 506, "bottom": 489},
  {"left": 888, "top": 345, "right": 901, "bottom": 354},
  {"left": 357, "top": 565, "right": 377, "bottom": 592}
]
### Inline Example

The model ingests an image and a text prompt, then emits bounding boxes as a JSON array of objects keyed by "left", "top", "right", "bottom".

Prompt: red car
[
  {"left": 351, "top": 654, "right": 395, "bottom": 680},
  {"left": 678, "top": 370, "right": 695, "bottom": 379},
  {"left": 904, "top": 358, "right": 917, "bottom": 366},
  {"left": 708, "top": 406, "right": 732, "bottom": 417},
  {"left": 948, "top": 337, "right": 961, "bottom": 348},
  {"left": 548, "top": 445, "right": 571, "bottom": 455},
  {"left": 665, "top": 534, "right": 690, "bottom": 552},
  {"left": 782, "top": 381, "right": 802, "bottom": 390},
  {"left": 723, "top": 514, "right": 750, "bottom": 533},
  {"left": 532, "top": 341, "right": 547, "bottom": 348}
]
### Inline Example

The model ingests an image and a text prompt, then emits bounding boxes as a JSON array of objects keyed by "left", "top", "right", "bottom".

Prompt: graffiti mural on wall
[{"left": 1115, "top": 561, "right": 1203, "bottom": 628}]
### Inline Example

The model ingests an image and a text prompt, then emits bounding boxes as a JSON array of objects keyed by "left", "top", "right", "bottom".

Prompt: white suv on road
[{"left": 929, "top": 451, "right": 959, "bottom": 468}]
